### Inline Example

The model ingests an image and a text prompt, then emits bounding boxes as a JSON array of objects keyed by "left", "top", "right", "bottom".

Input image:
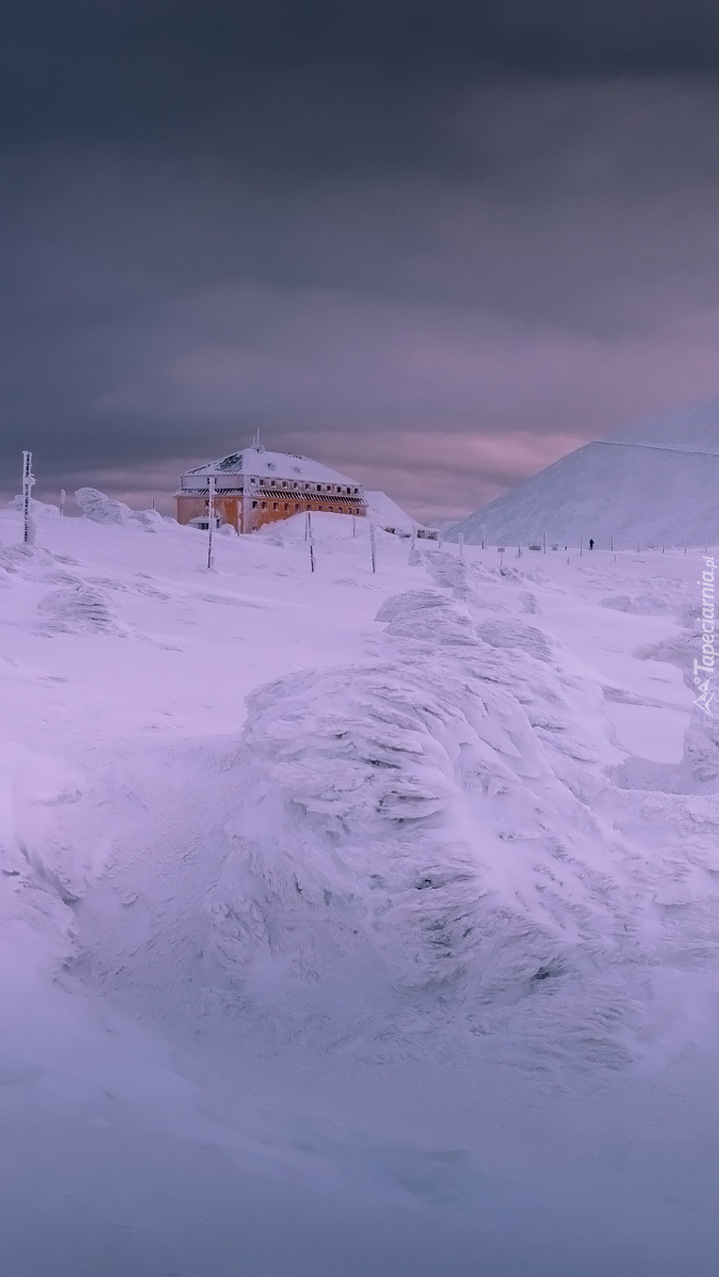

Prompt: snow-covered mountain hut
[{"left": 175, "top": 445, "right": 367, "bottom": 533}]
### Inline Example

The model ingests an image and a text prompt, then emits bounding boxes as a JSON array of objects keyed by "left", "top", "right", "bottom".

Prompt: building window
[
  {"left": 261, "top": 501, "right": 266, "bottom": 509},
  {"left": 252, "top": 500, "right": 257, "bottom": 508},
  {"left": 273, "top": 502, "right": 278, "bottom": 510},
  {"left": 284, "top": 502, "right": 288, "bottom": 511}
]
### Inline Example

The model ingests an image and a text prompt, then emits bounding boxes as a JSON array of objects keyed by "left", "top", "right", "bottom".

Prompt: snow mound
[
  {"left": 203, "top": 590, "right": 653, "bottom": 1062},
  {"left": 37, "top": 584, "right": 125, "bottom": 635},
  {"left": 75, "top": 487, "right": 133, "bottom": 524},
  {"left": 8, "top": 495, "right": 60, "bottom": 518}
]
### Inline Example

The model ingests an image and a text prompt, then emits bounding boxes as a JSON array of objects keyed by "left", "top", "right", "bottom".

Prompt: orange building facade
[{"left": 175, "top": 445, "right": 367, "bottom": 533}]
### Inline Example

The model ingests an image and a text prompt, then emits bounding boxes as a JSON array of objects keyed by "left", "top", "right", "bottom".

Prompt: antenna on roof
[{"left": 253, "top": 428, "right": 261, "bottom": 448}]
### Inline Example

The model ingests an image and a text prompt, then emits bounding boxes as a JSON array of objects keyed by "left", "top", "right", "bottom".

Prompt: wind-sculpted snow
[
  {"left": 205, "top": 590, "right": 652, "bottom": 1064},
  {"left": 37, "top": 583, "right": 126, "bottom": 635},
  {"left": 75, "top": 486, "right": 165, "bottom": 530},
  {"left": 75, "top": 486, "right": 135, "bottom": 525}
]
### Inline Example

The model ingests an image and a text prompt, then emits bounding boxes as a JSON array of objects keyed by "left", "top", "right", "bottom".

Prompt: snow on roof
[
  {"left": 184, "top": 446, "right": 363, "bottom": 488},
  {"left": 365, "top": 490, "right": 426, "bottom": 532}
]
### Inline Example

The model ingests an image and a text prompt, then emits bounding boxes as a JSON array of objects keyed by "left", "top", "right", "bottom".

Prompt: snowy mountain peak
[{"left": 447, "top": 393, "right": 719, "bottom": 547}]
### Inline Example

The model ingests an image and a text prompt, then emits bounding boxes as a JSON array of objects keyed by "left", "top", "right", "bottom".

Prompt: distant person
[{"left": 589, "top": 538, "right": 594, "bottom": 550}]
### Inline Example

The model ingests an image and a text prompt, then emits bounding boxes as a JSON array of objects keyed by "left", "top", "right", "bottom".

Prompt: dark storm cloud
[{"left": 3, "top": 1, "right": 719, "bottom": 518}]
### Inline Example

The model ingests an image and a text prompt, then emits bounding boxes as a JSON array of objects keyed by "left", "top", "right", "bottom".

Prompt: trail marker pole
[
  {"left": 22, "top": 451, "right": 35, "bottom": 545},
  {"left": 309, "top": 539, "right": 315, "bottom": 572},
  {"left": 580, "top": 535, "right": 583, "bottom": 556},
  {"left": 459, "top": 532, "right": 464, "bottom": 560},
  {"left": 610, "top": 535, "right": 614, "bottom": 552},
  {"left": 59, "top": 488, "right": 66, "bottom": 517},
  {"left": 352, "top": 516, "right": 356, "bottom": 539},
  {"left": 543, "top": 532, "right": 547, "bottom": 554},
  {"left": 370, "top": 523, "right": 377, "bottom": 573},
  {"left": 206, "top": 476, "right": 215, "bottom": 571}
]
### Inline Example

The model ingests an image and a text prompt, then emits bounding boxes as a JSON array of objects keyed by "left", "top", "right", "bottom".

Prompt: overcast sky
[{"left": 4, "top": 1, "right": 719, "bottom": 520}]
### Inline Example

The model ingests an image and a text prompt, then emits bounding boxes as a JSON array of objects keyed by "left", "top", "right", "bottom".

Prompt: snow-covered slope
[
  {"left": 4, "top": 494, "right": 719, "bottom": 1274},
  {"left": 365, "top": 488, "right": 424, "bottom": 532},
  {"left": 447, "top": 394, "right": 719, "bottom": 547}
]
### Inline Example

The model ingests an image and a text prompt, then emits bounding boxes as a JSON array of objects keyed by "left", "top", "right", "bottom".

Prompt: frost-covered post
[
  {"left": 610, "top": 534, "right": 614, "bottom": 552},
  {"left": 370, "top": 523, "right": 377, "bottom": 573},
  {"left": 305, "top": 510, "right": 311, "bottom": 541},
  {"left": 580, "top": 534, "right": 583, "bottom": 556},
  {"left": 59, "top": 488, "right": 66, "bottom": 517},
  {"left": 309, "top": 538, "right": 315, "bottom": 572},
  {"left": 459, "top": 532, "right": 464, "bottom": 559},
  {"left": 352, "top": 515, "right": 356, "bottom": 539},
  {"left": 206, "top": 476, "right": 216, "bottom": 571},
  {"left": 542, "top": 532, "right": 547, "bottom": 554},
  {"left": 22, "top": 450, "right": 35, "bottom": 546}
]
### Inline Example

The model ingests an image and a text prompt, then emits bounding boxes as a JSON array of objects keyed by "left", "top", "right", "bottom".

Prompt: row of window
[
  {"left": 249, "top": 477, "right": 360, "bottom": 495},
  {"left": 251, "top": 500, "right": 362, "bottom": 514}
]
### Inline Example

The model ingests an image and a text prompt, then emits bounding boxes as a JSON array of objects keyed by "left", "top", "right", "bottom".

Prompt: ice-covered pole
[
  {"left": 459, "top": 532, "right": 464, "bottom": 560},
  {"left": 59, "top": 488, "right": 66, "bottom": 517},
  {"left": 22, "top": 450, "right": 35, "bottom": 545},
  {"left": 206, "top": 476, "right": 216, "bottom": 570},
  {"left": 370, "top": 523, "right": 377, "bottom": 573}
]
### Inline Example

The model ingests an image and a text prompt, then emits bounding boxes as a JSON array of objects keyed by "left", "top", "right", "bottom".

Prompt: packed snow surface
[
  {"left": 448, "top": 393, "right": 719, "bottom": 548},
  {"left": 3, "top": 495, "right": 719, "bottom": 1275}
]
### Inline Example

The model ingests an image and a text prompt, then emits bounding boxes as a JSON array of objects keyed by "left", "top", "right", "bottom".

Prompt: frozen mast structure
[{"left": 175, "top": 443, "right": 367, "bottom": 533}]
